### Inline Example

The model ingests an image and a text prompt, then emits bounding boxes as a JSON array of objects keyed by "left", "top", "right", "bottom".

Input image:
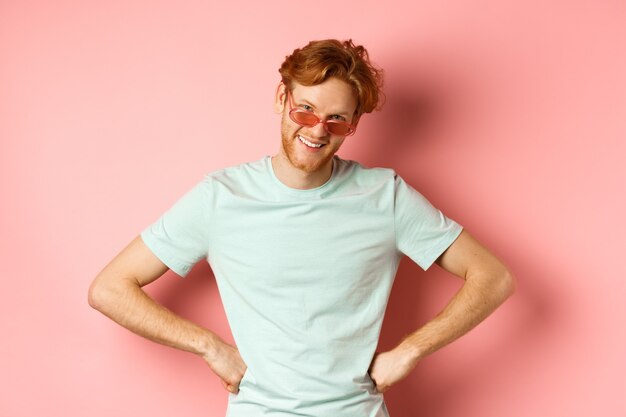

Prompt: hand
[
  {"left": 368, "top": 345, "right": 419, "bottom": 393},
  {"left": 201, "top": 341, "right": 247, "bottom": 394}
]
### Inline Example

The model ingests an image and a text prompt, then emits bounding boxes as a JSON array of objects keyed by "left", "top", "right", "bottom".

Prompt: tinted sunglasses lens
[
  {"left": 291, "top": 111, "right": 318, "bottom": 126},
  {"left": 327, "top": 122, "right": 352, "bottom": 136}
]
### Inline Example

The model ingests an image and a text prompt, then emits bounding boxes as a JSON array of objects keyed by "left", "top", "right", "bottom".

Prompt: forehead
[{"left": 290, "top": 78, "right": 357, "bottom": 116}]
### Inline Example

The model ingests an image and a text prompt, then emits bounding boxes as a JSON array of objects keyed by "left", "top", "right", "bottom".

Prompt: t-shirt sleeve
[
  {"left": 139, "top": 176, "right": 212, "bottom": 277},
  {"left": 394, "top": 174, "right": 463, "bottom": 271}
]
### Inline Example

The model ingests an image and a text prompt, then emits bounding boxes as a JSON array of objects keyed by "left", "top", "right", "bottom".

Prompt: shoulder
[
  {"left": 335, "top": 156, "right": 397, "bottom": 184},
  {"left": 336, "top": 159, "right": 430, "bottom": 205},
  {"left": 328, "top": 156, "right": 399, "bottom": 197},
  {"left": 202, "top": 156, "right": 267, "bottom": 188}
]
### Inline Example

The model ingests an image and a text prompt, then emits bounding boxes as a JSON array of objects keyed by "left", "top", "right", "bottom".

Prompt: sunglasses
[{"left": 286, "top": 89, "right": 357, "bottom": 136}]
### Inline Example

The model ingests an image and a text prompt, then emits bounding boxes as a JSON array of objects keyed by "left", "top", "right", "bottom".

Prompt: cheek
[
  {"left": 330, "top": 136, "right": 346, "bottom": 147},
  {"left": 281, "top": 115, "right": 302, "bottom": 135}
]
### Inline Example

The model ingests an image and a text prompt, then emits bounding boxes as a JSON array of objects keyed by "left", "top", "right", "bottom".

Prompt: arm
[
  {"left": 368, "top": 229, "right": 515, "bottom": 392},
  {"left": 88, "top": 235, "right": 246, "bottom": 393}
]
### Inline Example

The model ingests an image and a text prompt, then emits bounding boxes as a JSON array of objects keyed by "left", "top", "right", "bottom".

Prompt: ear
[{"left": 274, "top": 82, "right": 287, "bottom": 114}]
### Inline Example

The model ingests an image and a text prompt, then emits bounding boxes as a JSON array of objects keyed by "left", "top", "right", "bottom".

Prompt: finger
[{"left": 221, "top": 380, "right": 234, "bottom": 392}]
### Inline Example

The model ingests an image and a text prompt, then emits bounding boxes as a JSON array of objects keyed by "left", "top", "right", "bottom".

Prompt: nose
[{"left": 309, "top": 121, "right": 329, "bottom": 138}]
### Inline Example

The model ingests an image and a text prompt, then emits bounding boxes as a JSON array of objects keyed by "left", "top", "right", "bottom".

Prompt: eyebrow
[{"left": 298, "top": 98, "right": 352, "bottom": 118}]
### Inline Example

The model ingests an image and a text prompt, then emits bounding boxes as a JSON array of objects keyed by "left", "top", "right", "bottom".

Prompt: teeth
[{"left": 298, "top": 135, "right": 323, "bottom": 148}]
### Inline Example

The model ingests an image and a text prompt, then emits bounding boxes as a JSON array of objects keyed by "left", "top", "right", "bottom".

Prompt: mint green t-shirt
[{"left": 140, "top": 155, "right": 463, "bottom": 417}]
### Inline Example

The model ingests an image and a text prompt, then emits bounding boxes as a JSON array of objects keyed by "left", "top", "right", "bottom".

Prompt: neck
[{"left": 271, "top": 153, "right": 334, "bottom": 190}]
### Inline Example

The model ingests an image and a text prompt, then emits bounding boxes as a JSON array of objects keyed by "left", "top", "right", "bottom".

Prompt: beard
[{"left": 279, "top": 118, "right": 342, "bottom": 174}]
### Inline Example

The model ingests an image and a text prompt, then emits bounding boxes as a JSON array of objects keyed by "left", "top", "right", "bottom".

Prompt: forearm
[
  {"left": 397, "top": 269, "right": 515, "bottom": 361},
  {"left": 89, "top": 277, "right": 221, "bottom": 360}
]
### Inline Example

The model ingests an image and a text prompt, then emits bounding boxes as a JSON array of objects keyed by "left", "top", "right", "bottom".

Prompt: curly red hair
[{"left": 278, "top": 39, "right": 384, "bottom": 117}]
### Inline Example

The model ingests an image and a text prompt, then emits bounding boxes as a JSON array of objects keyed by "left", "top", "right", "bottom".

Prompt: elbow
[
  {"left": 497, "top": 268, "right": 516, "bottom": 301},
  {"left": 467, "top": 263, "right": 516, "bottom": 301},
  {"left": 88, "top": 277, "right": 106, "bottom": 312},
  {"left": 470, "top": 265, "right": 516, "bottom": 304},
  {"left": 88, "top": 275, "right": 119, "bottom": 314},
  {"left": 88, "top": 273, "right": 139, "bottom": 316}
]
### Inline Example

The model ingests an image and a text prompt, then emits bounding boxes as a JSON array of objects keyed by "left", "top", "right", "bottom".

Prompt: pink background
[{"left": 1, "top": 1, "right": 625, "bottom": 416}]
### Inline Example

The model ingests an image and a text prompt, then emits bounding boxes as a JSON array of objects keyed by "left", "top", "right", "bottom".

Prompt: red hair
[{"left": 279, "top": 39, "right": 384, "bottom": 117}]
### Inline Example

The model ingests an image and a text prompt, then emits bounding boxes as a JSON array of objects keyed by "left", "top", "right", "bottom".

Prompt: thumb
[{"left": 221, "top": 380, "right": 234, "bottom": 392}]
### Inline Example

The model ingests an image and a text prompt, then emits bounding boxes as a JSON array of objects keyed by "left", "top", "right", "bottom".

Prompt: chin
[
  {"left": 291, "top": 145, "right": 335, "bottom": 174},
  {"left": 280, "top": 124, "right": 338, "bottom": 174},
  {"left": 289, "top": 154, "right": 329, "bottom": 174}
]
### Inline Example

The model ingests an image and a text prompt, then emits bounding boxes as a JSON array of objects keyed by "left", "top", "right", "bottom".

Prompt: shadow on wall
[
  {"left": 356, "top": 53, "right": 473, "bottom": 172},
  {"left": 362, "top": 60, "right": 562, "bottom": 414},
  {"left": 380, "top": 251, "right": 560, "bottom": 416},
  {"left": 361, "top": 82, "right": 444, "bottom": 172},
  {"left": 143, "top": 263, "right": 232, "bottom": 344}
]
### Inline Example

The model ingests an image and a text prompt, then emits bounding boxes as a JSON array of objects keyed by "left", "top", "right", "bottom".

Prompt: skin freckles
[
  {"left": 271, "top": 78, "right": 358, "bottom": 190},
  {"left": 279, "top": 115, "right": 340, "bottom": 175}
]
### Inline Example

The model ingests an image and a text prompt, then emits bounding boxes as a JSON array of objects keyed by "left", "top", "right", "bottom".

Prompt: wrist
[
  {"left": 194, "top": 329, "right": 221, "bottom": 361},
  {"left": 396, "top": 337, "right": 425, "bottom": 363}
]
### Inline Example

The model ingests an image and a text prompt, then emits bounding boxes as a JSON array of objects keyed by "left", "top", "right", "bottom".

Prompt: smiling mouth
[{"left": 298, "top": 135, "right": 325, "bottom": 148}]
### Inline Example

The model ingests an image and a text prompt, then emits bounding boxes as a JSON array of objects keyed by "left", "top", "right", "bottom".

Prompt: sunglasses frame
[{"left": 285, "top": 89, "right": 357, "bottom": 136}]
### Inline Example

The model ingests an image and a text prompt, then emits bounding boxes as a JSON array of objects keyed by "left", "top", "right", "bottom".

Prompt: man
[{"left": 89, "top": 39, "right": 515, "bottom": 417}]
